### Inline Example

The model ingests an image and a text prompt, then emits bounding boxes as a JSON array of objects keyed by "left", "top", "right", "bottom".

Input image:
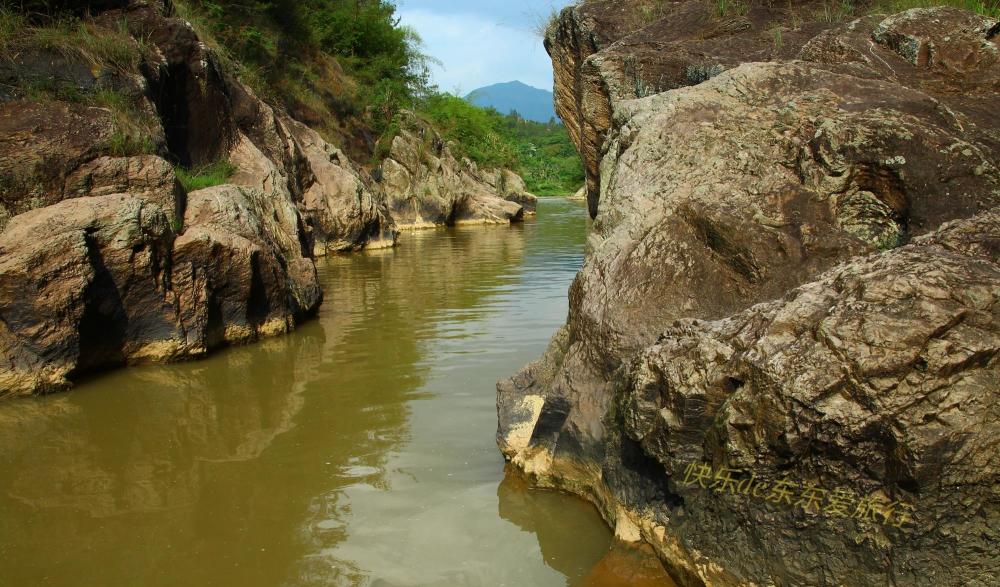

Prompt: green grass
[
  {"left": 1, "top": 6, "right": 158, "bottom": 159},
  {"left": 715, "top": 0, "right": 750, "bottom": 17},
  {"left": 175, "top": 160, "right": 238, "bottom": 193},
  {"left": 1, "top": 8, "right": 144, "bottom": 74},
  {"left": 86, "top": 89, "right": 161, "bottom": 157},
  {"left": 0, "top": 7, "right": 24, "bottom": 49}
]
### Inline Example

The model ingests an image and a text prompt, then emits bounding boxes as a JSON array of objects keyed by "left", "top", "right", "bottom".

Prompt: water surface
[{"left": 0, "top": 199, "right": 672, "bottom": 586}]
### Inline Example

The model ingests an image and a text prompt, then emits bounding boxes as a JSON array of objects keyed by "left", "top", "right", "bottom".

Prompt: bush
[
  {"left": 173, "top": 0, "right": 436, "bottom": 143},
  {"left": 420, "top": 93, "right": 518, "bottom": 169}
]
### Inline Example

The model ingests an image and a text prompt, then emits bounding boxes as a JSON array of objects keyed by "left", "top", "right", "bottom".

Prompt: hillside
[
  {"left": 0, "top": 0, "right": 537, "bottom": 396},
  {"left": 465, "top": 80, "right": 557, "bottom": 123}
]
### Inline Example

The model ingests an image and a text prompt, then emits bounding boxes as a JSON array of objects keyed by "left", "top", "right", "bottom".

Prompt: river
[{"left": 0, "top": 198, "right": 672, "bottom": 587}]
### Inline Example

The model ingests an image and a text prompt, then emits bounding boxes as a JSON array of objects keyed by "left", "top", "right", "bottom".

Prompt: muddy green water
[{"left": 0, "top": 199, "right": 671, "bottom": 587}]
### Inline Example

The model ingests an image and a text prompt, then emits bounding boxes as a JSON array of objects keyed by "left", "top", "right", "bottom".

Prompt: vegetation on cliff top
[
  {"left": 174, "top": 0, "right": 583, "bottom": 195},
  {"left": 169, "top": 0, "right": 435, "bottom": 157},
  {"left": 3, "top": 1, "right": 583, "bottom": 195}
]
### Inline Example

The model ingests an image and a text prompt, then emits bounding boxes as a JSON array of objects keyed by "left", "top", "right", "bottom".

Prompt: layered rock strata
[{"left": 500, "top": 4, "right": 1000, "bottom": 585}]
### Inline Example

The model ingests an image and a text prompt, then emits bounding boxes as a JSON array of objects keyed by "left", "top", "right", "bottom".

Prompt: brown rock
[
  {"left": 0, "top": 195, "right": 179, "bottom": 398},
  {"left": 0, "top": 101, "right": 117, "bottom": 226},
  {"left": 379, "top": 114, "right": 526, "bottom": 229},
  {"left": 289, "top": 120, "right": 397, "bottom": 253},
  {"left": 484, "top": 168, "right": 538, "bottom": 214},
  {"left": 503, "top": 6, "right": 1000, "bottom": 586},
  {"left": 173, "top": 184, "right": 321, "bottom": 350},
  {"left": 545, "top": 1, "right": 834, "bottom": 215},
  {"left": 63, "top": 155, "right": 184, "bottom": 217}
]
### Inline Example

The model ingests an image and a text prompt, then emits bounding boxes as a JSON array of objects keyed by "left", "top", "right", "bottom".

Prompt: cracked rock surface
[{"left": 500, "top": 4, "right": 1000, "bottom": 585}]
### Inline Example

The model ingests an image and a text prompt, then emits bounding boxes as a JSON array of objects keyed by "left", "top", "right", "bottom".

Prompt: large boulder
[
  {"left": 503, "top": 5, "right": 1000, "bottom": 586},
  {"left": 484, "top": 168, "right": 539, "bottom": 214},
  {"left": 501, "top": 207, "right": 1000, "bottom": 586},
  {"left": 606, "top": 210, "right": 1000, "bottom": 587},
  {"left": 378, "top": 114, "right": 526, "bottom": 229},
  {"left": 545, "top": 2, "right": 1000, "bottom": 218},
  {"left": 545, "top": 0, "right": 835, "bottom": 215},
  {"left": 290, "top": 120, "right": 397, "bottom": 253},
  {"left": 0, "top": 195, "right": 180, "bottom": 398},
  {"left": 173, "top": 184, "right": 322, "bottom": 350},
  {"left": 63, "top": 155, "right": 184, "bottom": 215}
]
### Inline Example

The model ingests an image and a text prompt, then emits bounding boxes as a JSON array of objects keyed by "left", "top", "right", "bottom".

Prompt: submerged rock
[{"left": 501, "top": 3, "right": 1000, "bottom": 585}]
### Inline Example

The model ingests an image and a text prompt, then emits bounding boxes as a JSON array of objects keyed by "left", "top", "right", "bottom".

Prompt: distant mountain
[{"left": 465, "top": 81, "right": 557, "bottom": 124}]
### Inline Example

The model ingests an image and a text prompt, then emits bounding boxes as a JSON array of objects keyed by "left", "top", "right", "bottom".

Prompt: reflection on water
[{"left": 0, "top": 199, "right": 672, "bottom": 586}]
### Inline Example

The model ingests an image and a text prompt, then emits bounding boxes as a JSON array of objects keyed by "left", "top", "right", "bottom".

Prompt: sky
[{"left": 395, "top": 0, "right": 576, "bottom": 95}]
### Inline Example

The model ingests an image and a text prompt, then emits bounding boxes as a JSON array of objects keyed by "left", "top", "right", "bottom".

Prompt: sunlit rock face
[
  {"left": 0, "top": 1, "right": 405, "bottom": 396},
  {"left": 501, "top": 3, "right": 1000, "bottom": 585},
  {"left": 378, "top": 113, "right": 530, "bottom": 230}
]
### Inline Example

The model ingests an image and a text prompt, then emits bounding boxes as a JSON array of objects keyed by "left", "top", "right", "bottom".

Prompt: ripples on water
[{"left": 0, "top": 199, "right": 674, "bottom": 587}]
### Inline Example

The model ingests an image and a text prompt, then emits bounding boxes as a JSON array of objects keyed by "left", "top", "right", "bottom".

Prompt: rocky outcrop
[
  {"left": 0, "top": 195, "right": 179, "bottom": 396},
  {"left": 290, "top": 120, "right": 396, "bottom": 253},
  {"left": 486, "top": 168, "right": 539, "bottom": 214},
  {"left": 0, "top": 1, "right": 401, "bottom": 396},
  {"left": 545, "top": 1, "right": 1000, "bottom": 218},
  {"left": 379, "top": 114, "right": 528, "bottom": 229},
  {"left": 173, "top": 184, "right": 322, "bottom": 349},
  {"left": 502, "top": 4, "right": 1000, "bottom": 586}
]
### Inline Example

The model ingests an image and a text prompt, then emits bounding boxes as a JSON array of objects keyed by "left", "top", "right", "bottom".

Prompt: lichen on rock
[{"left": 500, "top": 3, "right": 1000, "bottom": 585}]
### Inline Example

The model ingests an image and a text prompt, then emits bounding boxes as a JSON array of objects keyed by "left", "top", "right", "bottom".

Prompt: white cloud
[{"left": 397, "top": 9, "right": 554, "bottom": 94}]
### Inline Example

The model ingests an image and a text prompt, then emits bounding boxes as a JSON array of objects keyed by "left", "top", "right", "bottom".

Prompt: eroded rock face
[
  {"left": 546, "top": 2, "right": 1000, "bottom": 217},
  {"left": 0, "top": 0, "right": 392, "bottom": 395},
  {"left": 0, "top": 195, "right": 179, "bottom": 397},
  {"left": 0, "top": 100, "right": 151, "bottom": 228},
  {"left": 484, "top": 168, "right": 539, "bottom": 214},
  {"left": 290, "top": 120, "right": 397, "bottom": 253},
  {"left": 501, "top": 209, "right": 1000, "bottom": 586},
  {"left": 609, "top": 211, "right": 1000, "bottom": 587},
  {"left": 379, "top": 114, "right": 527, "bottom": 229},
  {"left": 504, "top": 5, "right": 1000, "bottom": 586},
  {"left": 63, "top": 155, "right": 184, "bottom": 215},
  {"left": 173, "top": 184, "right": 321, "bottom": 350}
]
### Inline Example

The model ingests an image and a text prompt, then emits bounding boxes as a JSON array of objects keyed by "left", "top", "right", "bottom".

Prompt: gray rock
[
  {"left": 379, "top": 113, "right": 526, "bottom": 229},
  {"left": 503, "top": 5, "right": 1000, "bottom": 585}
]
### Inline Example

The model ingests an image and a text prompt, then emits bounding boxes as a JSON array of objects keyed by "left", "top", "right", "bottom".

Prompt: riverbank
[
  {"left": 0, "top": 1, "right": 539, "bottom": 397},
  {"left": 0, "top": 199, "right": 672, "bottom": 586}
]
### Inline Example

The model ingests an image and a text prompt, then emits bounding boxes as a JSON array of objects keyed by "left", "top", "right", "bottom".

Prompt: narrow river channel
[{"left": 0, "top": 198, "right": 671, "bottom": 586}]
